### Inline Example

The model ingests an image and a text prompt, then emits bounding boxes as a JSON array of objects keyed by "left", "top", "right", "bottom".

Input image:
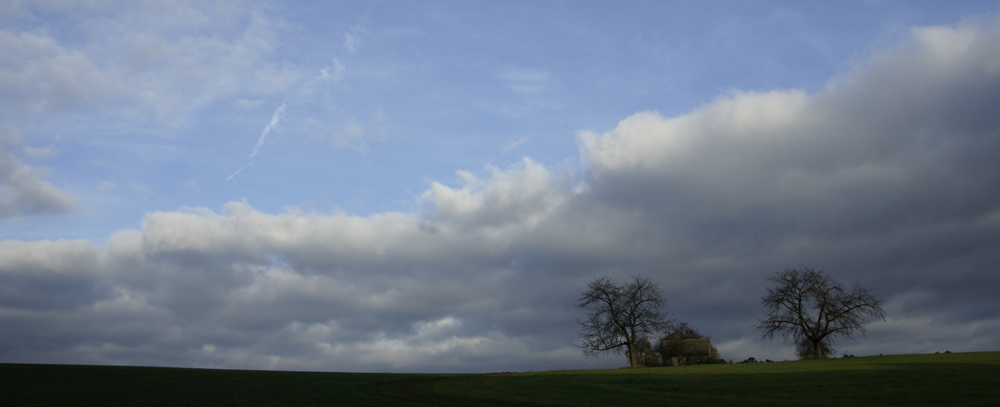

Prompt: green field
[{"left": 3, "top": 352, "right": 998, "bottom": 406}]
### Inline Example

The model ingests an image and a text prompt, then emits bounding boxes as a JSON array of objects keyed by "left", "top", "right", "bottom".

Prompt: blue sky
[
  {"left": 3, "top": 1, "right": 1000, "bottom": 372},
  {"left": 8, "top": 0, "right": 991, "bottom": 240}
]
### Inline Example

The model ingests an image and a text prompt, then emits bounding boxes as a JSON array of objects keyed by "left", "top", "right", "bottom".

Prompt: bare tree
[
  {"left": 756, "top": 268, "right": 885, "bottom": 359},
  {"left": 577, "top": 275, "right": 670, "bottom": 367}
]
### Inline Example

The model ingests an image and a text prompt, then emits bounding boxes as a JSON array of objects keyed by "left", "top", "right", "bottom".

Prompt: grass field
[{"left": 3, "top": 352, "right": 998, "bottom": 406}]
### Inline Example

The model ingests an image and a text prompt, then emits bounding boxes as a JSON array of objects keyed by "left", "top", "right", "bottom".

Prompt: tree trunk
[
  {"left": 627, "top": 343, "right": 637, "bottom": 367},
  {"left": 815, "top": 340, "right": 823, "bottom": 358}
]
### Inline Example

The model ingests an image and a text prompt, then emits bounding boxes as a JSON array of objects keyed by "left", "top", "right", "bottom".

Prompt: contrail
[
  {"left": 226, "top": 161, "right": 255, "bottom": 181},
  {"left": 251, "top": 103, "right": 286, "bottom": 160},
  {"left": 228, "top": 60, "right": 343, "bottom": 181},
  {"left": 227, "top": 103, "right": 286, "bottom": 181}
]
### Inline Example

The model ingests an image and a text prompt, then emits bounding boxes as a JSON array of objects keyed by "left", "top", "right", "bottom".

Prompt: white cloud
[
  {"left": 502, "top": 137, "right": 529, "bottom": 154},
  {"left": 236, "top": 98, "right": 264, "bottom": 108},
  {"left": 0, "top": 1, "right": 292, "bottom": 129},
  {"left": 422, "top": 158, "right": 565, "bottom": 228},
  {"left": 96, "top": 181, "right": 117, "bottom": 192},
  {"left": 301, "top": 108, "right": 386, "bottom": 152},
  {"left": 19, "top": 144, "right": 58, "bottom": 159},
  {"left": 345, "top": 32, "right": 359, "bottom": 53},
  {"left": 501, "top": 67, "right": 550, "bottom": 93},
  {"left": 0, "top": 30, "right": 114, "bottom": 117},
  {"left": 580, "top": 18, "right": 1000, "bottom": 239}
]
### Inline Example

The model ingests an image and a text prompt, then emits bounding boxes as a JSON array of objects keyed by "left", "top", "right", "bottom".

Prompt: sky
[{"left": 2, "top": 0, "right": 1000, "bottom": 373}]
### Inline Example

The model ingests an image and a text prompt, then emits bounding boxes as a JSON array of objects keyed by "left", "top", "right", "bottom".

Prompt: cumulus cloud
[
  {"left": 572, "top": 18, "right": 1000, "bottom": 357},
  {"left": 0, "top": 197, "right": 587, "bottom": 371},
  {"left": 580, "top": 18, "right": 1000, "bottom": 256},
  {"left": 3, "top": 18, "right": 1000, "bottom": 371},
  {"left": 422, "top": 158, "right": 566, "bottom": 228}
]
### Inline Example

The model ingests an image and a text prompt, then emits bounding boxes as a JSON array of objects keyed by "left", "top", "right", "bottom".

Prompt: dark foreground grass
[
  {"left": 0, "top": 364, "right": 451, "bottom": 406},
  {"left": 3, "top": 352, "right": 998, "bottom": 406},
  {"left": 427, "top": 352, "right": 1000, "bottom": 406}
]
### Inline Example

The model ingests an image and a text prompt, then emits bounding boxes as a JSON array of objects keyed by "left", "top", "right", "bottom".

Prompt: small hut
[{"left": 659, "top": 337, "right": 719, "bottom": 366}]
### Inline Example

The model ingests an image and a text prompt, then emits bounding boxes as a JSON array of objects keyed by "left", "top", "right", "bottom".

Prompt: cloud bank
[{"left": 2, "top": 19, "right": 1000, "bottom": 372}]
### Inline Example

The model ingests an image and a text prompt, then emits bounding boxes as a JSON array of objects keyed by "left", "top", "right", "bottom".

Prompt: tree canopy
[
  {"left": 756, "top": 267, "right": 885, "bottom": 359},
  {"left": 577, "top": 275, "right": 670, "bottom": 367}
]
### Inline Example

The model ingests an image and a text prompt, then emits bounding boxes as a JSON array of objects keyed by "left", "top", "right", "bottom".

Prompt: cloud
[
  {"left": 501, "top": 67, "right": 550, "bottom": 93},
  {"left": 502, "top": 137, "right": 529, "bottom": 154},
  {"left": 571, "top": 17, "right": 1000, "bottom": 358},
  {"left": 0, "top": 129, "right": 77, "bottom": 217},
  {"left": 0, "top": 1, "right": 294, "bottom": 129},
  {"left": 422, "top": 158, "right": 566, "bottom": 229},
  {"left": 345, "top": 33, "right": 360, "bottom": 53},
  {"left": 579, "top": 18, "right": 1000, "bottom": 245},
  {"left": 96, "top": 181, "right": 117, "bottom": 192},
  {"left": 230, "top": 59, "right": 353, "bottom": 180},
  {"left": 0, "top": 198, "right": 585, "bottom": 371},
  {"left": 228, "top": 103, "right": 287, "bottom": 181},
  {"left": 3, "top": 18, "right": 1000, "bottom": 371},
  {"left": 302, "top": 108, "right": 386, "bottom": 152},
  {"left": 19, "top": 144, "right": 59, "bottom": 159},
  {"left": 0, "top": 30, "right": 113, "bottom": 117}
]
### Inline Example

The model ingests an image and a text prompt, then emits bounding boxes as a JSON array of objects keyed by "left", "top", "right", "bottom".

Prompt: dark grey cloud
[
  {"left": 576, "top": 18, "right": 1000, "bottom": 359},
  {"left": 2, "top": 18, "right": 1000, "bottom": 371}
]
